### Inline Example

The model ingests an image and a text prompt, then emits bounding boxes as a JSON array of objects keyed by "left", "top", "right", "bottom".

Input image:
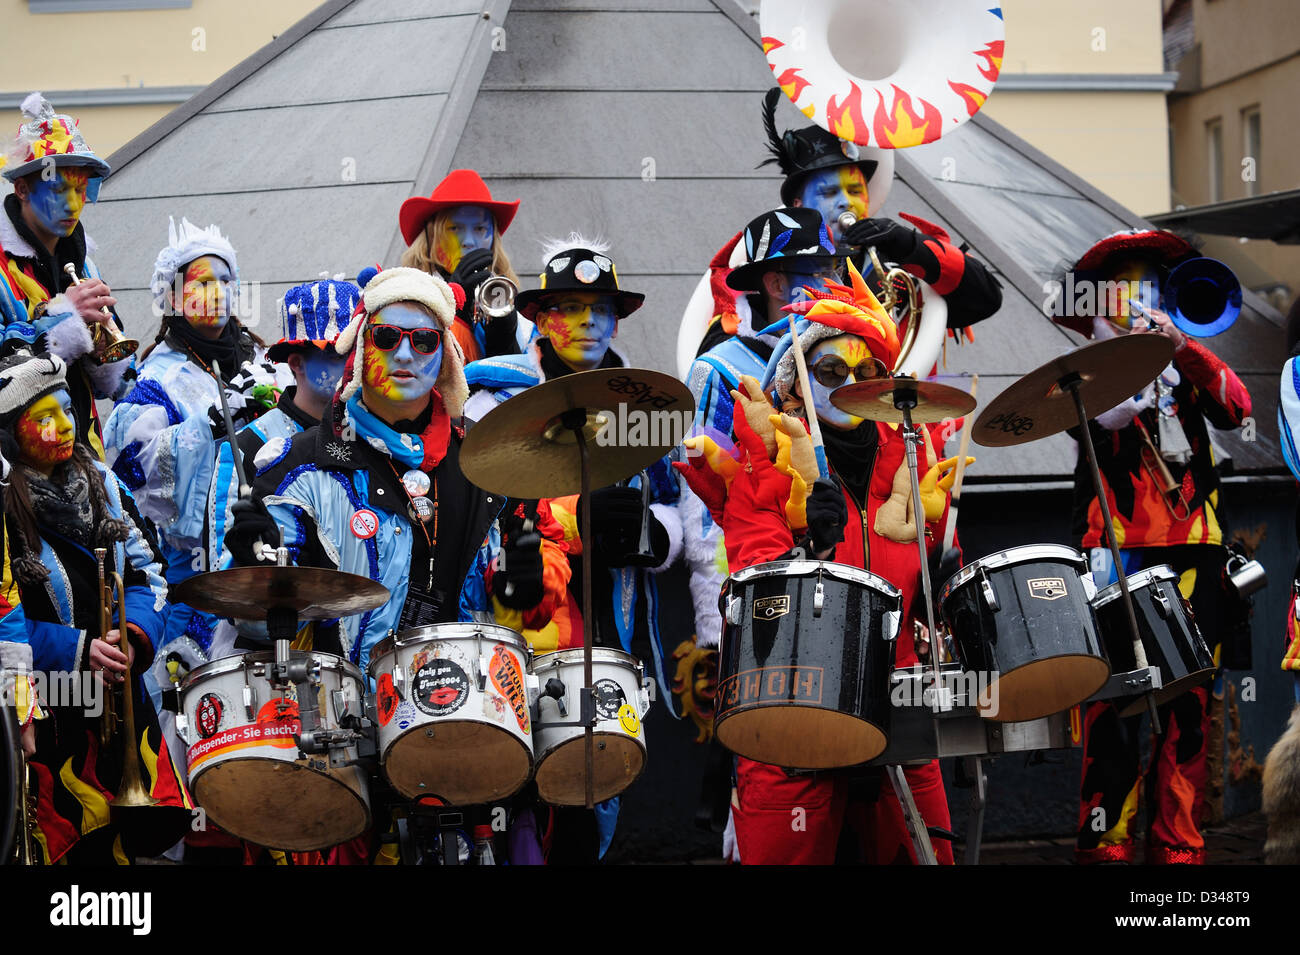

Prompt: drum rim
[
  {"left": 531, "top": 646, "right": 642, "bottom": 669},
  {"left": 728, "top": 559, "right": 901, "bottom": 599},
  {"left": 368, "top": 622, "right": 530, "bottom": 674},
  {"left": 1091, "top": 565, "right": 1180, "bottom": 609},
  {"left": 182, "top": 648, "right": 364, "bottom": 691},
  {"left": 939, "top": 544, "right": 1086, "bottom": 603}
]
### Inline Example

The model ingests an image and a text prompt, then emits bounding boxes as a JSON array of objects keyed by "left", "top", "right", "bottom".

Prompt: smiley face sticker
[{"left": 617, "top": 703, "right": 640, "bottom": 738}]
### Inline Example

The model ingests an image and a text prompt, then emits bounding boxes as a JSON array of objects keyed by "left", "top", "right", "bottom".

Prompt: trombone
[{"left": 95, "top": 547, "right": 157, "bottom": 809}]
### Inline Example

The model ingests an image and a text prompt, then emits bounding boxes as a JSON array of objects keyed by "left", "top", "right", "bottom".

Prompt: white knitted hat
[
  {"left": 150, "top": 217, "right": 239, "bottom": 314},
  {"left": 332, "top": 266, "right": 468, "bottom": 417},
  {"left": 0, "top": 352, "right": 67, "bottom": 418}
]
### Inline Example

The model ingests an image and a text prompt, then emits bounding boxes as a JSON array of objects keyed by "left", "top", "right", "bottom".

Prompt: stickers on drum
[
  {"left": 532, "top": 647, "right": 650, "bottom": 806},
  {"left": 369, "top": 624, "right": 534, "bottom": 805},
  {"left": 717, "top": 561, "right": 902, "bottom": 769},
  {"left": 1091, "top": 565, "right": 1214, "bottom": 716},
  {"left": 179, "top": 650, "right": 371, "bottom": 852},
  {"left": 939, "top": 544, "right": 1111, "bottom": 723}
]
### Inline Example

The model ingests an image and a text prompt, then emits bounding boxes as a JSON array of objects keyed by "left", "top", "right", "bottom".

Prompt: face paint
[
  {"left": 1104, "top": 259, "right": 1161, "bottom": 330},
  {"left": 362, "top": 302, "right": 445, "bottom": 406},
  {"left": 796, "top": 165, "right": 869, "bottom": 244},
  {"left": 25, "top": 168, "right": 90, "bottom": 238},
  {"left": 299, "top": 346, "right": 349, "bottom": 402},
  {"left": 537, "top": 293, "right": 618, "bottom": 370},
  {"left": 778, "top": 261, "right": 844, "bottom": 306},
  {"left": 800, "top": 335, "right": 875, "bottom": 430},
  {"left": 434, "top": 206, "right": 495, "bottom": 274},
  {"left": 179, "top": 255, "right": 236, "bottom": 332},
  {"left": 16, "top": 389, "right": 76, "bottom": 473}
]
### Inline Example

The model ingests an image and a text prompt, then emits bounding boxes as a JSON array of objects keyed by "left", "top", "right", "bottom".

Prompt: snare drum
[
  {"left": 1091, "top": 565, "right": 1215, "bottom": 716},
  {"left": 531, "top": 647, "right": 650, "bottom": 806},
  {"left": 716, "top": 560, "right": 901, "bottom": 769},
  {"left": 369, "top": 624, "right": 533, "bottom": 805},
  {"left": 939, "top": 545, "right": 1109, "bottom": 723},
  {"left": 179, "top": 650, "right": 369, "bottom": 851}
]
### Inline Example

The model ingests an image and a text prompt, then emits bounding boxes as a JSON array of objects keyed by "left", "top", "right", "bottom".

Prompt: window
[
  {"left": 1206, "top": 118, "right": 1223, "bottom": 203},
  {"left": 1242, "top": 106, "right": 1261, "bottom": 197}
]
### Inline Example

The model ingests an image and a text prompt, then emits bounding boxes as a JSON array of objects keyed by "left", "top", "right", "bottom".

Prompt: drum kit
[
  {"left": 167, "top": 367, "right": 690, "bottom": 862},
  {"left": 713, "top": 334, "right": 1215, "bottom": 864}
]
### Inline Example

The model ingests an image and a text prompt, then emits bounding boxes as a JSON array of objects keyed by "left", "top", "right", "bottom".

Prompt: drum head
[
  {"left": 534, "top": 732, "right": 646, "bottom": 806},
  {"left": 981, "top": 655, "right": 1110, "bottom": 723},
  {"left": 717, "top": 707, "right": 888, "bottom": 769},
  {"left": 194, "top": 759, "right": 368, "bottom": 852},
  {"left": 384, "top": 722, "right": 532, "bottom": 805}
]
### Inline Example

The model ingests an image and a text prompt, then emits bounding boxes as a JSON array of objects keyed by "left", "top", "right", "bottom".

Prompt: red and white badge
[{"left": 350, "top": 508, "right": 380, "bottom": 539}]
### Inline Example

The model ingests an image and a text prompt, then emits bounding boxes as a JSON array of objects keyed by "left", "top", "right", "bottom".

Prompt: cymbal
[
  {"left": 973, "top": 335, "right": 1175, "bottom": 448},
  {"left": 171, "top": 566, "right": 391, "bottom": 621},
  {"left": 460, "top": 367, "right": 695, "bottom": 499},
  {"left": 830, "top": 377, "right": 977, "bottom": 424}
]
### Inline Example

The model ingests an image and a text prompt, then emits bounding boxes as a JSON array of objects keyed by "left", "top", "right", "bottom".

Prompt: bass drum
[
  {"left": 717, "top": 560, "right": 901, "bottom": 769},
  {"left": 531, "top": 647, "right": 650, "bottom": 806},
  {"left": 939, "top": 545, "right": 1110, "bottom": 723},
  {"left": 179, "top": 650, "right": 370, "bottom": 852},
  {"left": 369, "top": 624, "right": 534, "bottom": 805},
  {"left": 1092, "top": 565, "right": 1215, "bottom": 716}
]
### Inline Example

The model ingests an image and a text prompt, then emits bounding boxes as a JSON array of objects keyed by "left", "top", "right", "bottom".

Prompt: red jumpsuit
[{"left": 720, "top": 419, "right": 955, "bottom": 865}]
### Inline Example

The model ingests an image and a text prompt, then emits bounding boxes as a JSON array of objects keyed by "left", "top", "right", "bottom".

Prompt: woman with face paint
[
  {"left": 102, "top": 219, "right": 288, "bottom": 666},
  {"left": 677, "top": 263, "right": 966, "bottom": 865},
  {"left": 399, "top": 169, "right": 530, "bottom": 363},
  {"left": 465, "top": 237, "right": 682, "bottom": 863},
  {"left": 0, "top": 94, "right": 131, "bottom": 459},
  {"left": 0, "top": 352, "right": 190, "bottom": 864}
]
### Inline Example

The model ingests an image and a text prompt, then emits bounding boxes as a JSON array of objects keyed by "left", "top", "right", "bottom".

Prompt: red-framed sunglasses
[{"left": 367, "top": 324, "right": 442, "bottom": 355}]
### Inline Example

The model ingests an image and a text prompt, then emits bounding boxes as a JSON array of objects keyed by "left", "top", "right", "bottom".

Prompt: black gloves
[
  {"left": 494, "top": 506, "right": 545, "bottom": 609},
  {"left": 226, "top": 497, "right": 280, "bottom": 566},
  {"left": 805, "top": 477, "right": 847, "bottom": 554},
  {"left": 842, "top": 217, "right": 919, "bottom": 263},
  {"left": 578, "top": 486, "right": 669, "bottom": 569},
  {"left": 450, "top": 248, "right": 495, "bottom": 322}
]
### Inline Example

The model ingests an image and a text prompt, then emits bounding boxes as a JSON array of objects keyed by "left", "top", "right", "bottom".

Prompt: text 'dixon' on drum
[
  {"left": 531, "top": 647, "right": 650, "bottom": 805},
  {"left": 939, "top": 545, "right": 1109, "bottom": 723},
  {"left": 716, "top": 560, "right": 901, "bottom": 769},
  {"left": 1092, "top": 565, "right": 1215, "bottom": 716},
  {"left": 179, "top": 650, "right": 369, "bottom": 851},
  {"left": 369, "top": 623, "right": 533, "bottom": 805}
]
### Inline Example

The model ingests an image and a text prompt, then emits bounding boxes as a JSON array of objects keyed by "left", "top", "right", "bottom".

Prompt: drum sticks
[{"left": 942, "top": 375, "right": 978, "bottom": 554}]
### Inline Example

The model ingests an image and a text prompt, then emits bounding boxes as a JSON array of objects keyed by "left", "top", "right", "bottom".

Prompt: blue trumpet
[{"left": 1163, "top": 257, "right": 1241, "bottom": 338}]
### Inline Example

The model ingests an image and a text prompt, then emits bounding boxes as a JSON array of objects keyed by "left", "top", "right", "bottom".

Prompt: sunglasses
[
  {"left": 811, "top": 355, "right": 887, "bottom": 389},
  {"left": 368, "top": 324, "right": 442, "bottom": 355}
]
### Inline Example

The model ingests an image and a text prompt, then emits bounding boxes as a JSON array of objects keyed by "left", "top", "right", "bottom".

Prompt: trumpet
[
  {"left": 62, "top": 264, "right": 139, "bottom": 364},
  {"left": 473, "top": 275, "right": 518, "bottom": 324},
  {"left": 95, "top": 547, "right": 157, "bottom": 809}
]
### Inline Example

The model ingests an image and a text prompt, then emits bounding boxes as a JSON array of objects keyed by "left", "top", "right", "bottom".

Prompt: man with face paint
[
  {"left": 754, "top": 87, "right": 1001, "bottom": 333},
  {"left": 465, "top": 238, "right": 681, "bottom": 863},
  {"left": 677, "top": 263, "right": 966, "bottom": 865},
  {"left": 399, "top": 169, "right": 531, "bottom": 362},
  {"left": 1054, "top": 231, "right": 1252, "bottom": 865},
  {"left": 103, "top": 218, "right": 286, "bottom": 666},
  {"left": 0, "top": 94, "right": 131, "bottom": 458},
  {"left": 0, "top": 351, "right": 189, "bottom": 863}
]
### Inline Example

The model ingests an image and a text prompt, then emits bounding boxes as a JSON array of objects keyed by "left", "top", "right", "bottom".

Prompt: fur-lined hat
[{"left": 331, "top": 266, "right": 469, "bottom": 418}]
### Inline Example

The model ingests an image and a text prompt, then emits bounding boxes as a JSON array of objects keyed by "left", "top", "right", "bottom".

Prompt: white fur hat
[{"left": 150, "top": 217, "right": 239, "bottom": 314}]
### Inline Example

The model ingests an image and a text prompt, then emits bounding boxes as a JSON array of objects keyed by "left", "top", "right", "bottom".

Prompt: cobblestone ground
[{"left": 974, "top": 811, "right": 1268, "bottom": 865}]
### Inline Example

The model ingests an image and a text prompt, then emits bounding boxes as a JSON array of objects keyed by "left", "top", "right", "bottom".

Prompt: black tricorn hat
[
  {"left": 760, "top": 88, "right": 881, "bottom": 206},
  {"left": 515, "top": 247, "right": 645, "bottom": 321}
]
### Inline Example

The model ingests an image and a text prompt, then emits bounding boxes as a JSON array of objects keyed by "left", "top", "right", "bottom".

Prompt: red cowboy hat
[{"left": 398, "top": 169, "right": 520, "bottom": 246}]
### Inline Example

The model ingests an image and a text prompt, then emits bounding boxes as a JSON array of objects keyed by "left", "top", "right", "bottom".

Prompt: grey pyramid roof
[{"left": 87, "top": 0, "right": 1283, "bottom": 482}]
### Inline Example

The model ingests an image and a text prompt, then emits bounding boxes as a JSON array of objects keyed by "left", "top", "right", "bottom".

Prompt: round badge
[
  {"left": 593, "top": 678, "right": 628, "bottom": 721},
  {"left": 196, "top": 692, "right": 225, "bottom": 739},
  {"left": 350, "top": 508, "right": 379, "bottom": 539},
  {"left": 413, "top": 659, "right": 470, "bottom": 717},
  {"left": 402, "top": 468, "right": 431, "bottom": 497},
  {"left": 617, "top": 703, "right": 640, "bottom": 738},
  {"left": 409, "top": 497, "right": 435, "bottom": 524},
  {"left": 574, "top": 259, "right": 601, "bottom": 284},
  {"left": 840, "top": 138, "right": 860, "bottom": 161}
]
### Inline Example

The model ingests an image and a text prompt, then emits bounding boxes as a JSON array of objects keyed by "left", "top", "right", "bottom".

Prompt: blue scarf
[{"left": 345, "top": 393, "right": 449, "bottom": 470}]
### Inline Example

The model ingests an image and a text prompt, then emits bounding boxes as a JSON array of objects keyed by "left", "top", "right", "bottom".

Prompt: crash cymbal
[
  {"left": 973, "top": 334, "right": 1175, "bottom": 448},
  {"left": 461, "top": 367, "right": 695, "bottom": 499},
  {"left": 830, "top": 377, "right": 977, "bottom": 424},
  {"left": 171, "top": 566, "right": 390, "bottom": 621}
]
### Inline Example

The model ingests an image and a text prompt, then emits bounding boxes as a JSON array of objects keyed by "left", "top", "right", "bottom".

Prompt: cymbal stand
[
  {"left": 563, "top": 407, "right": 598, "bottom": 810},
  {"left": 1062, "top": 374, "right": 1161, "bottom": 733}
]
